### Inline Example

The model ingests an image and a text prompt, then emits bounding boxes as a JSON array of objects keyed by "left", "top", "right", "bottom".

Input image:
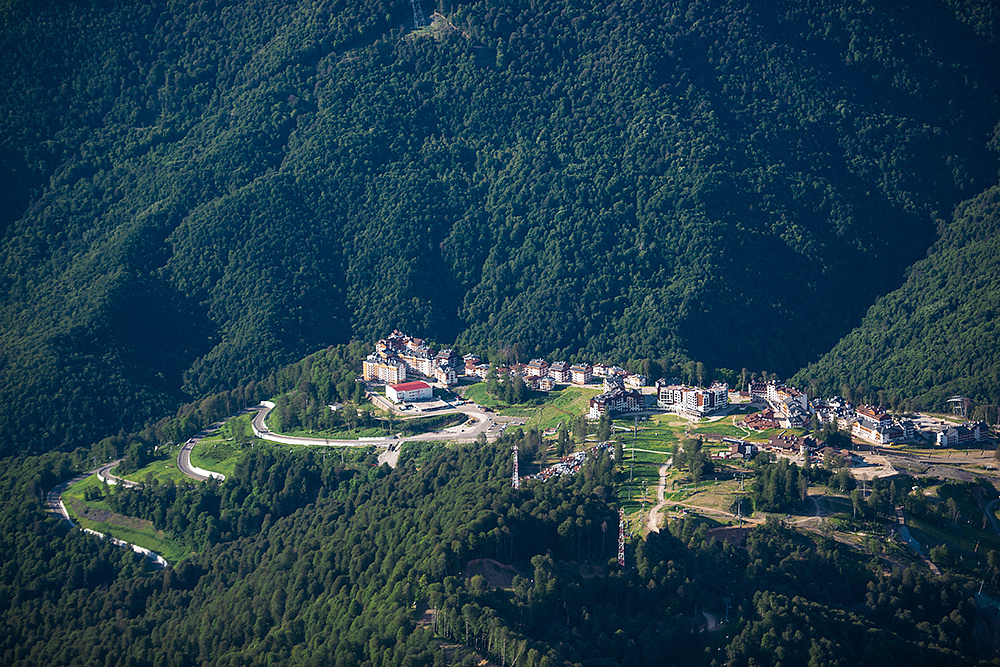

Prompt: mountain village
[{"left": 360, "top": 330, "right": 994, "bottom": 469}]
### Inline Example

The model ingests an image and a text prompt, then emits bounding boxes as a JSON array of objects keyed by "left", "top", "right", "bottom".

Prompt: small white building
[
  {"left": 386, "top": 381, "right": 433, "bottom": 403},
  {"left": 624, "top": 373, "right": 647, "bottom": 389}
]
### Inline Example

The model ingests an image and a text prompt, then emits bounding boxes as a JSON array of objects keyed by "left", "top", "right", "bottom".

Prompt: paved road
[
  {"left": 46, "top": 462, "right": 117, "bottom": 524},
  {"left": 985, "top": 498, "right": 1000, "bottom": 536},
  {"left": 250, "top": 401, "right": 522, "bottom": 452},
  {"left": 45, "top": 461, "right": 169, "bottom": 567},
  {"left": 895, "top": 505, "right": 942, "bottom": 576},
  {"left": 885, "top": 451, "right": 999, "bottom": 485},
  {"left": 177, "top": 423, "right": 227, "bottom": 482},
  {"left": 647, "top": 463, "right": 671, "bottom": 533},
  {"left": 95, "top": 460, "right": 140, "bottom": 487}
]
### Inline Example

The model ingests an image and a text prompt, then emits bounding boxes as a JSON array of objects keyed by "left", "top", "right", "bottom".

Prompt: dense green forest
[
  {"left": 2, "top": 0, "right": 1000, "bottom": 453},
  {"left": 794, "top": 181, "right": 1000, "bottom": 415},
  {"left": 2, "top": 436, "right": 990, "bottom": 665}
]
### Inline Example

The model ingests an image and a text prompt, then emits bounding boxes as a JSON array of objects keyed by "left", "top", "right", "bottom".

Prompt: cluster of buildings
[
  {"left": 586, "top": 378, "right": 732, "bottom": 421},
  {"left": 714, "top": 432, "right": 860, "bottom": 467},
  {"left": 362, "top": 330, "right": 460, "bottom": 387},
  {"left": 813, "top": 398, "right": 918, "bottom": 446},
  {"left": 749, "top": 381, "right": 810, "bottom": 427},
  {"left": 466, "top": 357, "right": 649, "bottom": 394},
  {"left": 362, "top": 331, "right": 994, "bottom": 448},
  {"left": 525, "top": 442, "right": 616, "bottom": 482},
  {"left": 934, "top": 421, "right": 990, "bottom": 446},
  {"left": 740, "top": 409, "right": 781, "bottom": 431},
  {"left": 813, "top": 397, "right": 991, "bottom": 447},
  {"left": 656, "top": 380, "right": 730, "bottom": 416}
]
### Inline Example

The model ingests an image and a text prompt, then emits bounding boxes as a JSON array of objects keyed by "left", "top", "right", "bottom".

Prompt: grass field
[
  {"left": 61, "top": 475, "right": 190, "bottom": 563},
  {"left": 688, "top": 420, "right": 749, "bottom": 438},
  {"left": 905, "top": 514, "right": 1000, "bottom": 561},
  {"left": 190, "top": 435, "right": 247, "bottom": 479},
  {"left": 115, "top": 448, "right": 192, "bottom": 485},
  {"left": 464, "top": 384, "right": 602, "bottom": 432},
  {"left": 271, "top": 411, "right": 465, "bottom": 441},
  {"left": 461, "top": 382, "right": 502, "bottom": 408}
]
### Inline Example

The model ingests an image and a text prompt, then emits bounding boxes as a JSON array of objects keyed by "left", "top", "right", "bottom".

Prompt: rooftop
[{"left": 390, "top": 381, "right": 432, "bottom": 391}]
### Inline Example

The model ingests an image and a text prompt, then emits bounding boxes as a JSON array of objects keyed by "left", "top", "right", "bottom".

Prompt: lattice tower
[
  {"left": 411, "top": 0, "right": 427, "bottom": 29},
  {"left": 618, "top": 509, "right": 625, "bottom": 567},
  {"left": 512, "top": 444, "right": 520, "bottom": 490}
]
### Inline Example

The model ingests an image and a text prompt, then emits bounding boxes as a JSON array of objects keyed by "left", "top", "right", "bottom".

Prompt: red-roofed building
[
  {"left": 856, "top": 405, "right": 891, "bottom": 428},
  {"left": 386, "top": 381, "right": 433, "bottom": 403}
]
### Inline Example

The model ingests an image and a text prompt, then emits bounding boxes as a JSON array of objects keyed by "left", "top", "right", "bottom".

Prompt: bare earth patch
[
  {"left": 66, "top": 497, "right": 161, "bottom": 534},
  {"left": 850, "top": 453, "right": 898, "bottom": 481},
  {"left": 463, "top": 558, "right": 522, "bottom": 589}
]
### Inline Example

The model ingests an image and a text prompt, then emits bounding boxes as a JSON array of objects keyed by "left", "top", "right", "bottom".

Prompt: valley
[{"left": 4, "top": 0, "right": 1000, "bottom": 664}]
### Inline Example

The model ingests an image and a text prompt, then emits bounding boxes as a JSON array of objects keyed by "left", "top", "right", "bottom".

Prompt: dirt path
[
  {"left": 791, "top": 493, "right": 830, "bottom": 526},
  {"left": 647, "top": 463, "right": 671, "bottom": 532}
]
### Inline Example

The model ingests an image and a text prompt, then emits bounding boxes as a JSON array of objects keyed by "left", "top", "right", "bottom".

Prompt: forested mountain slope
[
  {"left": 1, "top": 443, "right": 983, "bottom": 665},
  {"left": 2, "top": 0, "right": 999, "bottom": 453},
  {"left": 794, "top": 179, "right": 1000, "bottom": 415}
]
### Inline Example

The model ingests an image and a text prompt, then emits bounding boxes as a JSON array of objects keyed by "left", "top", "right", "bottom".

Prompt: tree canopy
[{"left": 2, "top": 0, "right": 999, "bottom": 452}]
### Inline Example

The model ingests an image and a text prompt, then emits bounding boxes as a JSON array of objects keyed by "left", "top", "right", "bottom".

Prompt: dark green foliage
[
  {"left": 0, "top": 432, "right": 988, "bottom": 666},
  {"left": 795, "top": 182, "right": 1000, "bottom": 415},
  {"left": 673, "top": 437, "right": 715, "bottom": 484},
  {"left": 2, "top": 0, "right": 999, "bottom": 454},
  {"left": 751, "top": 458, "right": 804, "bottom": 513},
  {"left": 487, "top": 374, "right": 531, "bottom": 406}
]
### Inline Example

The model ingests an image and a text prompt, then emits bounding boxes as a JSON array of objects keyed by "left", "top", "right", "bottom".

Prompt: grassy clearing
[
  {"left": 905, "top": 514, "right": 1000, "bottom": 558},
  {"left": 75, "top": 517, "right": 189, "bottom": 564},
  {"left": 190, "top": 436, "right": 250, "bottom": 479},
  {"left": 512, "top": 387, "right": 602, "bottom": 431},
  {"left": 618, "top": 448, "right": 668, "bottom": 513},
  {"left": 116, "top": 449, "right": 191, "bottom": 486},
  {"left": 62, "top": 475, "right": 190, "bottom": 563},
  {"left": 461, "top": 382, "right": 501, "bottom": 408},
  {"left": 675, "top": 479, "right": 740, "bottom": 512},
  {"left": 689, "top": 419, "right": 748, "bottom": 438},
  {"left": 614, "top": 423, "right": 681, "bottom": 451},
  {"left": 272, "top": 411, "right": 465, "bottom": 441},
  {"left": 463, "top": 384, "right": 601, "bottom": 432}
]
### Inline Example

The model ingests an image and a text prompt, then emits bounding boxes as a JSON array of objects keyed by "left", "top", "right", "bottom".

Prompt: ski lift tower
[
  {"left": 618, "top": 509, "right": 625, "bottom": 567},
  {"left": 947, "top": 395, "right": 970, "bottom": 420},
  {"left": 512, "top": 444, "right": 520, "bottom": 491},
  {"left": 411, "top": 0, "right": 427, "bottom": 29}
]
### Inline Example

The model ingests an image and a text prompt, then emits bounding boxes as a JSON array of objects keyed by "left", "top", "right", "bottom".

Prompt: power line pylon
[
  {"left": 618, "top": 509, "right": 625, "bottom": 567},
  {"left": 512, "top": 444, "right": 520, "bottom": 490},
  {"left": 411, "top": 0, "right": 427, "bottom": 29}
]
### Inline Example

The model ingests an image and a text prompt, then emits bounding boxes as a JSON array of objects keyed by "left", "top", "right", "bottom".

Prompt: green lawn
[
  {"left": 115, "top": 449, "right": 192, "bottom": 485},
  {"left": 618, "top": 447, "right": 667, "bottom": 513},
  {"left": 905, "top": 514, "right": 1000, "bottom": 558},
  {"left": 615, "top": 424, "right": 681, "bottom": 451},
  {"left": 189, "top": 437, "right": 248, "bottom": 479},
  {"left": 465, "top": 384, "right": 602, "bottom": 432},
  {"left": 456, "top": 382, "right": 495, "bottom": 407},
  {"left": 267, "top": 411, "right": 464, "bottom": 441},
  {"left": 689, "top": 420, "right": 749, "bottom": 439},
  {"left": 61, "top": 474, "right": 190, "bottom": 563}
]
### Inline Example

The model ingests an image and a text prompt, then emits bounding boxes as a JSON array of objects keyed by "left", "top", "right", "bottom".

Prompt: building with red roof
[{"left": 386, "top": 381, "right": 433, "bottom": 403}]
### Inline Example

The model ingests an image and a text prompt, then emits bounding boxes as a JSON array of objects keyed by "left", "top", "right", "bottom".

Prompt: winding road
[
  {"left": 250, "top": 400, "right": 524, "bottom": 453},
  {"left": 46, "top": 462, "right": 115, "bottom": 524},
  {"left": 45, "top": 460, "right": 169, "bottom": 567},
  {"left": 177, "top": 423, "right": 227, "bottom": 482}
]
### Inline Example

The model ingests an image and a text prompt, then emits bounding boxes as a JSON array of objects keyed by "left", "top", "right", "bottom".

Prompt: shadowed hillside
[{"left": 1, "top": 0, "right": 998, "bottom": 452}]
